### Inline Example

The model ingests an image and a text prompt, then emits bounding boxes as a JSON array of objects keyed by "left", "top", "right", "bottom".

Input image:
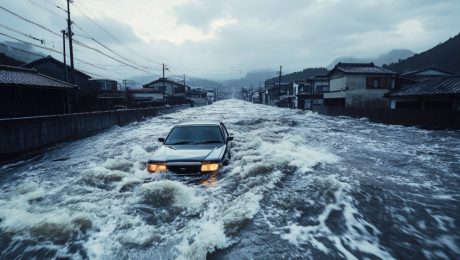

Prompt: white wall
[
  {"left": 133, "top": 92, "right": 163, "bottom": 101},
  {"left": 329, "top": 76, "right": 346, "bottom": 92}
]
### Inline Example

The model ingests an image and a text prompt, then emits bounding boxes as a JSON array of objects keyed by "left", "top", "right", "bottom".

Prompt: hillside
[
  {"left": 129, "top": 74, "right": 224, "bottom": 89},
  {"left": 266, "top": 67, "right": 329, "bottom": 83},
  {"left": 222, "top": 70, "right": 276, "bottom": 89},
  {"left": 0, "top": 41, "right": 44, "bottom": 63},
  {"left": 327, "top": 49, "right": 415, "bottom": 69},
  {"left": 385, "top": 33, "right": 460, "bottom": 74}
]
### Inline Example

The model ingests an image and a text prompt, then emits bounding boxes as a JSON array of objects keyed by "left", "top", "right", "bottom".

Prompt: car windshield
[{"left": 164, "top": 125, "right": 224, "bottom": 145}]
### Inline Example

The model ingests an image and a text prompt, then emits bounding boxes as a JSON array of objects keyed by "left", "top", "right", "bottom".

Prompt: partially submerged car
[{"left": 146, "top": 121, "right": 233, "bottom": 177}]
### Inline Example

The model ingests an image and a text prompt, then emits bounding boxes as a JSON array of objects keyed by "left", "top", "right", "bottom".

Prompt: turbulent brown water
[{"left": 1, "top": 100, "right": 459, "bottom": 259}]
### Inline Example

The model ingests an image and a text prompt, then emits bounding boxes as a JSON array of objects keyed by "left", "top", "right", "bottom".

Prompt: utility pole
[
  {"left": 162, "top": 63, "right": 167, "bottom": 79},
  {"left": 161, "top": 63, "right": 169, "bottom": 97},
  {"left": 61, "top": 30, "right": 68, "bottom": 82},
  {"left": 278, "top": 65, "right": 282, "bottom": 100},
  {"left": 66, "top": 0, "right": 75, "bottom": 84}
]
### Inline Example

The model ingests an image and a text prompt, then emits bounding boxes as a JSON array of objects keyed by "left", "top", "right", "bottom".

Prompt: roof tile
[
  {"left": 388, "top": 76, "right": 460, "bottom": 97},
  {"left": 0, "top": 65, "right": 75, "bottom": 89}
]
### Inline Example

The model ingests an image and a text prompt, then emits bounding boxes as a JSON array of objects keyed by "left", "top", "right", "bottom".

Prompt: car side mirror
[
  {"left": 158, "top": 138, "right": 165, "bottom": 143},
  {"left": 227, "top": 136, "right": 234, "bottom": 142}
]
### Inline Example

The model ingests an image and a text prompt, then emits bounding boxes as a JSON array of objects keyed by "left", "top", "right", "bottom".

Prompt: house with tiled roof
[
  {"left": 22, "top": 55, "right": 91, "bottom": 90},
  {"left": 0, "top": 65, "right": 77, "bottom": 118},
  {"left": 296, "top": 74, "right": 330, "bottom": 109},
  {"left": 22, "top": 56, "right": 100, "bottom": 111},
  {"left": 143, "top": 77, "right": 190, "bottom": 105},
  {"left": 400, "top": 67, "right": 452, "bottom": 82},
  {"left": 323, "top": 62, "right": 397, "bottom": 108},
  {"left": 127, "top": 87, "right": 164, "bottom": 108},
  {"left": 386, "top": 75, "right": 460, "bottom": 111}
]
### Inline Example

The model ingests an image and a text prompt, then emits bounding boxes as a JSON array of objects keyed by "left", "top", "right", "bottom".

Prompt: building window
[{"left": 366, "top": 77, "right": 389, "bottom": 89}]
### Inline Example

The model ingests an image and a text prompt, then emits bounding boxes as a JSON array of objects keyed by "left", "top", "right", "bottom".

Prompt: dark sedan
[{"left": 146, "top": 121, "right": 233, "bottom": 176}]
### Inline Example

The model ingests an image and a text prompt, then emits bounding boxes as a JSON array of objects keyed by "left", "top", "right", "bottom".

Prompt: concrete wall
[
  {"left": 313, "top": 106, "right": 460, "bottom": 130},
  {"left": 0, "top": 104, "right": 189, "bottom": 162},
  {"left": 346, "top": 89, "right": 390, "bottom": 108}
]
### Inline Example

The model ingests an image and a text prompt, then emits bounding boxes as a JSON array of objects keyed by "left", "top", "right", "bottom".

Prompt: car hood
[{"left": 149, "top": 144, "right": 226, "bottom": 163}]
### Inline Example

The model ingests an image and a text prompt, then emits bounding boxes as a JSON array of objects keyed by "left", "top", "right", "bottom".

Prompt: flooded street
[{"left": 1, "top": 100, "right": 459, "bottom": 259}]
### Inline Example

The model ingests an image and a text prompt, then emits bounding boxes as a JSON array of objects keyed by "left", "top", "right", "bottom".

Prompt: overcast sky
[{"left": 0, "top": 0, "right": 459, "bottom": 80}]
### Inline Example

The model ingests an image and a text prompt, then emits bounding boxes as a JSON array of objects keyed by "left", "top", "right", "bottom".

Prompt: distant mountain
[
  {"left": 265, "top": 67, "right": 329, "bottom": 84},
  {"left": 186, "top": 77, "right": 224, "bottom": 89},
  {"left": 128, "top": 74, "right": 224, "bottom": 89},
  {"left": 222, "top": 70, "right": 276, "bottom": 90},
  {"left": 327, "top": 49, "right": 415, "bottom": 69},
  {"left": 0, "top": 41, "right": 44, "bottom": 63},
  {"left": 385, "top": 33, "right": 460, "bottom": 74},
  {"left": 0, "top": 52, "right": 24, "bottom": 66}
]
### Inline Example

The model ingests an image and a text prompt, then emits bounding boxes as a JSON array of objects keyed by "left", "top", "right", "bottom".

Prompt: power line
[
  {"left": 0, "top": 32, "right": 61, "bottom": 54},
  {"left": 0, "top": 23, "right": 47, "bottom": 44},
  {"left": 0, "top": 42, "right": 44, "bottom": 58},
  {"left": 0, "top": 6, "right": 61, "bottom": 38},
  {"left": 71, "top": 38, "right": 156, "bottom": 75},
  {"left": 27, "top": 0, "right": 66, "bottom": 20},
  {"left": 0, "top": 32, "right": 134, "bottom": 79},
  {"left": 0, "top": 6, "right": 157, "bottom": 75},
  {"left": 72, "top": 1, "right": 162, "bottom": 66},
  {"left": 72, "top": 29, "right": 159, "bottom": 71}
]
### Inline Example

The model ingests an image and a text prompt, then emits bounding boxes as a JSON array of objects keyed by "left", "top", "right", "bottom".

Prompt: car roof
[{"left": 176, "top": 121, "right": 222, "bottom": 126}]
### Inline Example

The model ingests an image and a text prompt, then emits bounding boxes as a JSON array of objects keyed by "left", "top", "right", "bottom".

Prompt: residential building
[
  {"left": 143, "top": 78, "right": 190, "bottom": 105},
  {"left": 324, "top": 62, "right": 397, "bottom": 108},
  {"left": 400, "top": 67, "right": 452, "bottom": 82},
  {"left": 187, "top": 88, "right": 208, "bottom": 106},
  {"left": 206, "top": 90, "right": 215, "bottom": 103},
  {"left": 386, "top": 75, "right": 460, "bottom": 111},
  {"left": 89, "top": 79, "right": 126, "bottom": 110},
  {"left": 89, "top": 78, "right": 118, "bottom": 92},
  {"left": 0, "top": 65, "right": 77, "bottom": 118},
  {"left": 127, "top": 88, "right": 164, "bottom": 108},
  {"left": 297, "top": 74, "right": 330, "bottom": 109},
  {"left": 22, "top": 55, "right": 91, "bottom": 93},
  {"left": 264, "top": 82, "right": 293, "bottom": 107},
  {"left": 22, "top": 56, "right": 94, "bottom": 111}
]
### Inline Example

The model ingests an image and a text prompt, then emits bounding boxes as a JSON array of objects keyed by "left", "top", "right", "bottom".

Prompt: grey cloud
[
  {"left": 1, "top": 0, "right": 460, "bottom": 80},
  {"left": 72, "top": 16, "right": 142, "bottom": 45}
]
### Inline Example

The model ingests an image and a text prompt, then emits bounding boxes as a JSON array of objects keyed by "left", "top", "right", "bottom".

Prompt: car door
[{"left": 220, "top": 123, "right": 232, "bottom": 160}]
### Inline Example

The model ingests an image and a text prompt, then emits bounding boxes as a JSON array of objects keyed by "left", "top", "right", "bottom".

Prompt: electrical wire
[
  {"left": 0, "top": 32, "right": 135, "bottom": 79},
  {"left": 0, "top": 6, "right": 158, "bottom": 75},
  {"left": 0, "top": 23, "right": 47, "bottom": 44},
  {"left": 0, "top": 6, "right": 61, "bottom": 38},
  {"left": 27, "top": 0, "right": 66, "bottom": 20},
  {"left": 72, "top": 1, "right": 162, "bottom": 66}
]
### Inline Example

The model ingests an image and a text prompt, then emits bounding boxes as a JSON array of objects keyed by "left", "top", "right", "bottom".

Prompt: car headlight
[
  {"left": 147, "top": 163, "right": 167, "bottom": 173},
  {"left": 201, "top": 163, "right": 219, "bottom": 172}
]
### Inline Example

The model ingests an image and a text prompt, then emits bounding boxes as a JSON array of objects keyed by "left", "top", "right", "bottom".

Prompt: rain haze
[{"left": 1, "top": 0, "right": 459, "bottom": 79}]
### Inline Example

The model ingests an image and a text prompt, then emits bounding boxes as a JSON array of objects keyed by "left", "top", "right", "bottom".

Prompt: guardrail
[{"left": 0, "top": 104, "right": 190, "bottom": 162}]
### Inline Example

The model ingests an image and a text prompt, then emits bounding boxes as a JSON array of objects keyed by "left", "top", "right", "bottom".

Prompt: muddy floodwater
[{"left": 1, "top": 100, "right": 459, "bottom": 259}]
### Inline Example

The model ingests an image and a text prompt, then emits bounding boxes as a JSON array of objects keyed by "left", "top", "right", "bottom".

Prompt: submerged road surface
[{"left": 1, "top": 100, "right": 459, "bottom": 259}]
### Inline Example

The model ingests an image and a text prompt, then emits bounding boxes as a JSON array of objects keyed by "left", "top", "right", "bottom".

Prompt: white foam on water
[
  {"left": 138, "top": 180, "right": 204, "bottom": 211},
  {"left": 259, "top": 134, "right": 340, "bottom": 173},
  {"left": 280, "top": 176, "right": 394, "bottom": 259},
  {"left": 176, "top": 221, "right": 229, "bottom": 260},
  {"left": 0, "top": 181, "right": 94, "bottom": 249},
  {"left": 79, "top": 166, "right": 130, "bottom": 186},
  {"left": 1, "top": 100, "right": 458, "bottom": 259}
]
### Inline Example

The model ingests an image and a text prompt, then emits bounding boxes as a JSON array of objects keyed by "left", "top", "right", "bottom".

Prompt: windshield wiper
[
  {"left": 196, "top": 140, "right": 223, "bottom": 144},
  {"left": 168, "top": 141, "right": 193, "bottom": 145}
]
